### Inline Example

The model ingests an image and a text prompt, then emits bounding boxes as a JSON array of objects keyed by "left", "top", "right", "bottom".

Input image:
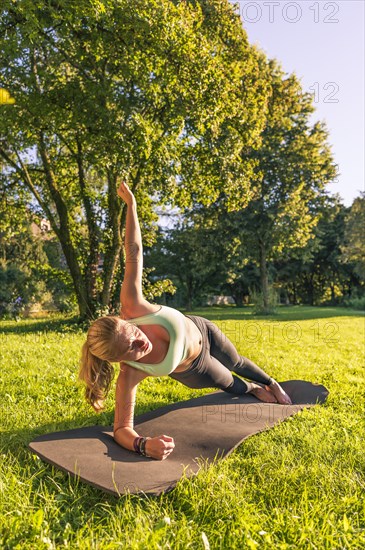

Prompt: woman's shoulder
[{"left": 120, "top": 299, "right": 162, "bottom": 321}]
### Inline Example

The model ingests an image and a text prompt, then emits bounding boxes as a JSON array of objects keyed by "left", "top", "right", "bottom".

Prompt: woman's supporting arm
[{"left": 114, "top": 364, "right": 175, "bottom": 460}]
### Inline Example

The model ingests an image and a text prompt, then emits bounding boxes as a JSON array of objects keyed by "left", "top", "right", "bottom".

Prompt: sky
[{"left": 230, "top": 0, "right": 364, "bottom": 206}]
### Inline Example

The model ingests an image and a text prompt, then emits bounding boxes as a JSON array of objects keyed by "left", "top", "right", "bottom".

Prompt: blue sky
[{"left": 231, "top": 0, "right": 364, "bottom": 206}]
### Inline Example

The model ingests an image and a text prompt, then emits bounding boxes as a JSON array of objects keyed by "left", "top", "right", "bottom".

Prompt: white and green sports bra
[{"left": 122, "top": 305, "right": 190, "bottom": 376}]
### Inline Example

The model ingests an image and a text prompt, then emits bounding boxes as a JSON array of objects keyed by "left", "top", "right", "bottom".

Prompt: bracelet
[
  {"left": 140, "top": 437, "right": 152, "bottom": 457},
  {"left": 139, "top": 437, "right": 147, "bottom": 456},
  {"left": 134, "top": 436, "right": 151, "bottom": 457},
  {"left": 133, "top": 436, "right": 143, "bottom": 454}
]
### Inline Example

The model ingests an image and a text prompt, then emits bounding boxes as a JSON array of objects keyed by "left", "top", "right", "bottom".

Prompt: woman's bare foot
[
  {"left": 248, "top": 383, "right": 278, "bottom": 403},
  {"left": 266, "top": 379, "right": 292, "bottom": 404}
]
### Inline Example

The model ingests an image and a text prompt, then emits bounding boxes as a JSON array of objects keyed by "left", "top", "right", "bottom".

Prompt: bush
[
  {"left": 249, "top": 286, "right": 279, "bottom": 315},
  {"left": 342, "top": 296, "right": 365, "bottom": 311},
  {"left": 340, "top": 287, "right": 365, "bottom": 311}
]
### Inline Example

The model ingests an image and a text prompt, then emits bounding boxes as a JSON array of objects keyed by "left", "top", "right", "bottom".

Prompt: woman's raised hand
[
  {"left": 117, "top": 179, "right": 136, "bottom": 206},
  {"left": 145, "top": 434, "right": 175, "bottom": 460}
]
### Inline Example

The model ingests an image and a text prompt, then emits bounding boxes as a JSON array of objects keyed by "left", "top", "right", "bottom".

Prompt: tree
[
  {"left": 162, "top": 55, "right": 338, "bottom": 311},
  {"left": 0, "top": 0, "right": 269, "bottom": 318},
  {"left": 0, "top": 188, "right": 55, "bottom": 314},
  {"left": 274, "top": 194, "right": 360, "bottom": 305},
  {"left": 224, "top": 57, "right": 338, "bottom": 310},
  {"left": 145, "top": 221, "right": 227, "bottom": 309},
  {"left": 340, "top": 193, "right": 365, "bottom": 281}
]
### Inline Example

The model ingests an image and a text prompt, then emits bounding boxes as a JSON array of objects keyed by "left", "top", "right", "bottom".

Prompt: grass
[{"left": 0, "top": 306, "right": 364, "bottom": 549}]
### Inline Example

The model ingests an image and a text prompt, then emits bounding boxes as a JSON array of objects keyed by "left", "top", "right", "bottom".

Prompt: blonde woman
[{"left": 79, "top": 181, "right": 292, "bottom": 460}]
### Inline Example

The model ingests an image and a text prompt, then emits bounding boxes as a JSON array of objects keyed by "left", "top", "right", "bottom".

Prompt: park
[{"left": 1, "top": 1, "right": 364, "bottom": 548}]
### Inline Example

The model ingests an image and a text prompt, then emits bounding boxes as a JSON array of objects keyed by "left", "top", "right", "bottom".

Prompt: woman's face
[{"left": 119, "top": 323, "right": 152, "bottom": 362}]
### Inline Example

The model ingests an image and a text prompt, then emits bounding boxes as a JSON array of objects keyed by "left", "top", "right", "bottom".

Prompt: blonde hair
[{"left": 79, "top": 316, "right": 130, "bottom": 412}]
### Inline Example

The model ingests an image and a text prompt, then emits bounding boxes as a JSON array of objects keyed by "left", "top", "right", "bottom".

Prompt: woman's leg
[
  {"left": 169, "top": 350, "right": 250, "bottom": 394},
  {"left": 201, "top": 318, "right": 273, "bottom": 386},
  {"left": 170, "top": 315, "right": 253, "bottom": 395}
]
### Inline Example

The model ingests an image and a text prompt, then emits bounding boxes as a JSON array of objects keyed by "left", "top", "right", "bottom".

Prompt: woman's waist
[{"left": 173, "top": 316, "right": 204, "bottom": 373}]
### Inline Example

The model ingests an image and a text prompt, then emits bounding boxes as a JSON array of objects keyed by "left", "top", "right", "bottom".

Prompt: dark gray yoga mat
[{"left": 29, "top": 380, "right": 329, "bottom": 496}]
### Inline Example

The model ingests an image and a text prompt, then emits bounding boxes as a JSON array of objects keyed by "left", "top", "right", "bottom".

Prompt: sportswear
[{"left": 122, "top": 305, "right": 190, "bottom": 376}]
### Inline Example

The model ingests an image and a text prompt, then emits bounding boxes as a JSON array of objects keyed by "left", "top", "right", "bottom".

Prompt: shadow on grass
[
  {"left": 0, "top": 315, "right": 85, "bottom": 334},
  {"left": 1, "top": 400, "right": 171, "bottom": 456},
  {"left": 0, "top": 306, "right": 362, "bottom": 335},
  {"left": 182, "top": 305, "right": 364, "bottom": 322}
]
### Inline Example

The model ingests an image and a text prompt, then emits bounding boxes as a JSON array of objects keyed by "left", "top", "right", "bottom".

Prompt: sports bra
[{"left": 122, "top": 305, "right": 190, "bottom": 376}]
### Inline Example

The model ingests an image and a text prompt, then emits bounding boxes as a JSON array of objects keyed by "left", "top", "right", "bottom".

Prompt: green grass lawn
[{"left": 1, "top": 306, "right": 364, "bottom": 549}]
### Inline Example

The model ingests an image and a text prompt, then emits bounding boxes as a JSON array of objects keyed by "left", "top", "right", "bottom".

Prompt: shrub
[
  {"left": 249, "top": 286, "right": 279, "bottom": 315},
  {"left": 342, "top": 296, "right": 365, "bottom": 311}
]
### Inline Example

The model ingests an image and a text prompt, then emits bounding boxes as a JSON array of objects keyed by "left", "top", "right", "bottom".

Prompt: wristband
[
  {"left": 139, "top": 437, "right": 152, "bottom": 457},
  {"left": 133, "top": 436, "right": 143, "bottom": 454},
  {"left": 139, "top": 437, "right": 146, "bottom": 455}
]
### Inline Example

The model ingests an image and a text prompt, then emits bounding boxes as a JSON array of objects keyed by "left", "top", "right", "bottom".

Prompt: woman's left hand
[{"left": 266, "top": 379, "right": 292, "bottom": 404}]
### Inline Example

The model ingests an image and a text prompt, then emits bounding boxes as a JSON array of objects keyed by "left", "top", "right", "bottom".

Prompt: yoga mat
[{"left": 29, "top": 380, "right": 329, "bottom": 496}]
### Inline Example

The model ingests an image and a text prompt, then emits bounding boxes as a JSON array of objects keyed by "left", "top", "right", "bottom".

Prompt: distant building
[
  {"left": 206, "top": 295, "right": 235, "bottom": 306},
  {"left": 30, "top": 218, "right": 52, "bottom": 239}
]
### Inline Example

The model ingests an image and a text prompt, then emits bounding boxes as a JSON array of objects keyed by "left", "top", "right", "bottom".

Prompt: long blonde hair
[{"left": 79, "top": 316, "right": 129, "bottom": 411}]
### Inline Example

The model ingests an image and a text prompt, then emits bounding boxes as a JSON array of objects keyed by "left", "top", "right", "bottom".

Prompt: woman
[{"left": 79, "top": 181, "right": 292, "bottom": 461}]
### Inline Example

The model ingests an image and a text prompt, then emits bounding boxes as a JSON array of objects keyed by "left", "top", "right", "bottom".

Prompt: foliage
[
  {"left": 0, "top": 189, "right": 75, "bottom": 316},
  {"left": 273, "top": 194, "right": 362, "bottom": 306},
  {"left": 145, "top": 221, "right": 228, "bottom": 309},
  {"left": 158, "top": 56, "right": 338, "bottom": 312},
  {"left": 141, "top": 266, "right": 176, "bottom": 303},
  {"left": 340, "top": 192, "right": 365, "bottom": 280},
  {"left": 0, "top": 0, "right": 270, "bottom": 318},
  {"left": 249, "top": 285, "right": 279, "bottom": 315},
  {"left": 341, "top": 287, "right": 365, "bottom": 311}
]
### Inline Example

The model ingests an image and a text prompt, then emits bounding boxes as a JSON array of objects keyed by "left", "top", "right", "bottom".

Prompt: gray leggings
[{"left": 169, "top": 315, "right": 272, "bottom": 394}]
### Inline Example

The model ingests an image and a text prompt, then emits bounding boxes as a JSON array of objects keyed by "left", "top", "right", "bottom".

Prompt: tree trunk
[
  {"left": 292, "top": 281, "right": 297, "bottom": 304},
  {"left": 38, "top": 133, "right": 91, "bottom": 318},
  {"left": 259, "top": 242, "right": 269, "bottom": 309},
  {"left": 101, "top": 170, "right": 123, "bottom": 307},
  {"left": 186, "top": 278, "right": 193, "bottom": 310},
  {"left": 76, "top": 139, "right": 99, "bottom": 307}
]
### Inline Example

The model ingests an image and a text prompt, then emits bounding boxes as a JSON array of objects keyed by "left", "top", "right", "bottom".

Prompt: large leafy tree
[
  {"left": 156, "top": 56, "right": 338, "bottom": 310},
  {"left": 0, "top": 0, "right": 269, "bottom": 318},
  {"left": 220, "top": 57, "right": 338, "bottom": 310}
]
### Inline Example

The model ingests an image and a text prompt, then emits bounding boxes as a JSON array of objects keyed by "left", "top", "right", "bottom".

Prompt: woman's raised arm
[{"left": 117, "top": 181, "right": 157, "bottom": 318}]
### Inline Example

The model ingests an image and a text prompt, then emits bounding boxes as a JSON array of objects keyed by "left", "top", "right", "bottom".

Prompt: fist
[
  {"left": 145, "top": 434, "right": 175, "bottom": 460},
  {"left": 117, "top": 180, "right": 135, "bottom": 205}
]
